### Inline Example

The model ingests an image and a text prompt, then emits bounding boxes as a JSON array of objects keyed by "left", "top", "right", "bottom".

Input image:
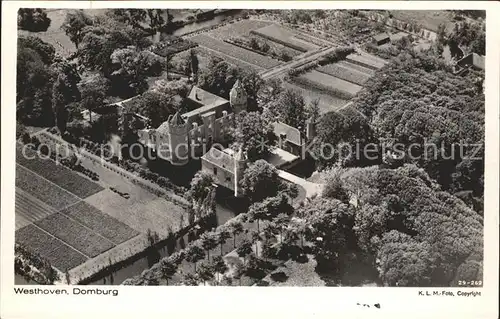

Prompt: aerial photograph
[{"left": 15, "top": 8, "right": 485, "bottom": 287}]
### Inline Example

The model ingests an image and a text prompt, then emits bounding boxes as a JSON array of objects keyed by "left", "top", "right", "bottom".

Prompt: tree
[
  {"left": 189, "top": 49, "right": 199, "bottom": 81},
  {"left": 211, "top": 255, "right": 228, "bottom": 283},
  {"left": 61, "top": 10, "right": 93, "bottom": 49},
  {"left": 227, "top": 220, "right": 244, "bottom": 248},
  {"left": 307, "top": 98, "right": 321, "bottom": 124},
  {"left": 236, "top": 239, "right": 253, "bottom": 264},
  {"left": 249, "top": 230, "right": 261, "bottom": 257},
  {"left": 270, "top": 89, "right": 307, "bottom": 130},
  {"left": 273, "top": 213, "right": 291, "bottom": 243},
  {"left": 217, "top": 229, "right": 232, "bottom": 256},
  {"left": 181, "top": 272, "right": 199, "bottom": 286},
  {"left": 52, "top": 75, "right": 70, "bottom": 132},
  {"left": 18, "top": 8, "right": 51, "bottom": 32},
  {"left": 185, "top": 244, "right": 205, "bottom": 272},
  {"left": 240, "top": 160, "right": 281, "bottom": 202},
  {"left": 200, "top": 232, "right": 218, "bottom": 261},
  {"left": 160, "top": 259, "right": 177, "bottom": 285},
  {"left": 241, "top": 70, "right": 264, "bottom": 111},
  {"left": 231, "top": 112, "right": 274, "bottom": 161},
  {"left": 198, "top": 59, "right": 241, "bottom": 98},
  {"left": 78, "top": 74, "right": 110, "bottom": 124},
  {"left": 187, "top": 171, "right": 215, "bottom": 208},
  {"left": 196, "top": 261, "right": 214, "bottom": 285},
  {"left": 233, "top": 262, "right": 246, "bottom": 285}
]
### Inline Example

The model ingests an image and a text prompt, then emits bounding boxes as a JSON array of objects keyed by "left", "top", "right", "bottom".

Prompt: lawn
[
  {"left": 317, "top": 63, "right": 372, "bottom": 86},
  {"left": 35, "top": 213, "right": 115, "bottom": 258},
  {"left": 190, "top": 34, "right": 280, "bottom": 69},
  {"left": 389, "top": 10, "right": 455, "bottom": 33},
  {"left": 284, "top": 81, "right": 348, "bottom": 113},
  {"left": 60, "top": 201, "right": 139, "bottom": 245},
  {"left": 17, "top": 9, "right": 107, "bottom": 57},
  {"left": 251, "top": 24, "right": 319, "bottom": 52},
  {"left": 16, "top": 165, "right": 80, "bottom": 211},
  {"left": 16, "top": 145, "right": 104, "bottom": 199},
  {"left": 297, "top": 70, "right": 363, "bottom": 98}
]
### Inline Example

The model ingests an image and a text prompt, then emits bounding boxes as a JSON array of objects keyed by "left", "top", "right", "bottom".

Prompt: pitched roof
[
  {"left": 373, "top": 32, "right": 390, "bottom": 42},
  {"left": 202, "top": 147, "right": 236, "bottom": 173},
  {"left": 188, "top": 86, "right": 228, "bottom": 107},
  {"left": 457, "top": 53, "right": 485, "bottom": 70},
  {"left": 273, "top": 122, "right": 302, "bottom": 146},
  {"left": 169, "top": 112, "right": 185, "bottom": 125}
]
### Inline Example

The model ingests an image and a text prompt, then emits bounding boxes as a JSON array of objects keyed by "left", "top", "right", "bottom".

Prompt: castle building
[
  {"left": 200, "top": 147, "right": 246, "bottom": 197},
  {"left": 138, "top": 81, "right": 248, "bottom": 166}
]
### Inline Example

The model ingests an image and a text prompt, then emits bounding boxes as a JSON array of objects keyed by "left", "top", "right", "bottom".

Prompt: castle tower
[
  {"left": 167, "top": 112, "right": 189, "bottom": 166},
  {"left": 233, "top": 146, "right": 247, "bottom": 197},
  {"left": 229, "top": 80, "right": 247, "bottom": 114}
]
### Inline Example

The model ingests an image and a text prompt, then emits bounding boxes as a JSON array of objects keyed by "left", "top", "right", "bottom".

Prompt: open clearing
[
  {"left": 284, "top": 81, "right": 348, "bottom": 114},
  {"left": 389, "top": 10, "right": 455, "bottom": 33},
  {"left": 317, "top": 63, "right": 372, "bottom": 86}
]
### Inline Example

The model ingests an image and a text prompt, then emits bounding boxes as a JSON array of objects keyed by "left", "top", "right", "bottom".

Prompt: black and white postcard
[{"left": 1, "top": 1, "right": 498, "bottom": 318}]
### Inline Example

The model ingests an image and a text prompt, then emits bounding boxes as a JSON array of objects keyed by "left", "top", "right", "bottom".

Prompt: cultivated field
[
  {"left": 389, "top": 10, "right": 455, "bottom": 33},
  {"left": 284, "top": 81, "right": 348, "bottom": 114},
  {"left": 251, "top": 24, "right": 319, "bottom": 52},
  {"left": 190, "top": 34, "right": 280, "bottom": 70},
  {"left": 15, "top": 188, "right": 57, "bottom": 230},
  {"left": 207, "top": 19, "right": 273, "bottom": 40},
  {"left": 346, "top": 52, "right": 387, "bottom": 71},
  {"left": 337, "top": 60, "right": 375, "bottom": 75},
  {"left": 16, "top": 146, "right": 104, "bottom": 199},
  {"left": 60, "top": 201, "right": 139, "bottom": 245},
  {"left": 16, "top": 224, "right": 88, "bottom": 271},
  {"left": 35, "top": 213, "right": 115, "bottom": 258},
  {"left": 16, "top": 165, "right": 80, "bottom": 211},
  {"left": 317, "top": 63, "right": 372, "bottom": 86},
  {"left": 296, "top": 70, "right": 363, "bottom": 99}
]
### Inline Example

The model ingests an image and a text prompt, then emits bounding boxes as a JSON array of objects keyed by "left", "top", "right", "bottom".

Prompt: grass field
[
  {"left": 190, "top": 34, "right": 280, "bottom": 69},
  {"left": 16, "top": 146, "right": 104, "bottom": 199},
  {"left": 60, "top": 201, "right": 139, "bottom": 245},
  {"left": 16, "top": 164, "right": 80, "bottom": 211},
  {"left": 18, "top": 9, "right": 107, "bottom": 57},
  {"left": 298, "top": 70, "right": 363, "bottom": 97},
  {"left": 251, "top": 24, "right": 319, "bottom": 52},
  {"left": 317, "top": 63, "right": 371, "bottom": 86},
  {"left": 389, "top": 10, "right": 455, "bottom": 33}
]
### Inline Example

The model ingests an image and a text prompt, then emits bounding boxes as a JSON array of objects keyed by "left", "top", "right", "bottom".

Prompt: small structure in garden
[
  {"left": 373, "top": 32, "right": 390, "bottom": 46},
  {"left": 454, "top": 52, "right": 485, "bottom": 75}
]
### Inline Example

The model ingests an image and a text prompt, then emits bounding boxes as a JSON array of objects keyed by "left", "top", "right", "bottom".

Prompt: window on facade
[
  {"left": 225, "top": 175, "right": 231, "bottom": 182},
  {"left": 213, "top": 167, "right": 218, "bottom": 175}
]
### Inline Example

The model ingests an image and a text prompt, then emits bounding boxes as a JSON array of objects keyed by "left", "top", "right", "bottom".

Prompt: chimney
[{"left": 306, "top": 119, "right": 315, "bottom": 141}]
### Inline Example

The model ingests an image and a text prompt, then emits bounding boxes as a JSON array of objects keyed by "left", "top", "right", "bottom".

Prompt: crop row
[
  {"left": 60, "top": 201, "right": 139, "bottom": 245},
  {"left": 317, "top": 63, "right": 372, "bottom": 86},
  {"left": 16, "top": 224, "right": 88, "bottom": 271},
  {"left": 207, "top": 19, "right": 273, "bottom": 40},
  {"left": 190, "top": 34, "right": 280, "bottom": 69},
  {"left": 16, "top": 165, "right": 80, "bottom": 211},
  {"left": 195, "top": 46, "right": 262, "bottom": 72},
  {"left": 250, "top": 24, "right": 318, "bottom": 52},
  {"left": 35, "top": 213, "right": 115, "bottom": 258},
  {"left": 16, "top": 145, "right": 103, "bottom": 199}
]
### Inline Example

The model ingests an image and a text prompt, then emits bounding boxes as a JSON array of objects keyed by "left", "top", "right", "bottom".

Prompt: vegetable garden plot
[
  {"left": 195, "top": 46, "right": 263, "bottom": 72},
  {"left": 208, "top": 19, "right": 273, "bottom": 40},
  {"left": 317, "top": 63, "right": 372, "bottom": 86},
  {"left": 16, "top": 165, "right": 80, "bottom": 211},
  {"left": 298, "top": 70, "right": 363, "bottom": 98},
  {"left": 251, "top": 24, "right": 319, "bottom": 52},
  {"left": 190, "top": 34, "right": 280, "bottom": 69},
  {"left": 346, "top": 53, "right": 387, "bottom": 70},
  {"left": 337, "top": 60, "right": 375, "bottom": 76},
  {"left": 16, "top": 224, "right": 65, "bottom": 258},
  {"left": 35, "top": 213, "right": 115, "bottom": 258},
  {"left": 44, "top": 241, "right": 89, "bottom": 271},
  {"left": 16, "top": 146, "right": 104, "bottom": 199},
  {"left": 15, "top": 188, "right": 57, "bottom": 226},
  {"left": 60, "top": 201, "right": 139, "bottom": 245}
]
